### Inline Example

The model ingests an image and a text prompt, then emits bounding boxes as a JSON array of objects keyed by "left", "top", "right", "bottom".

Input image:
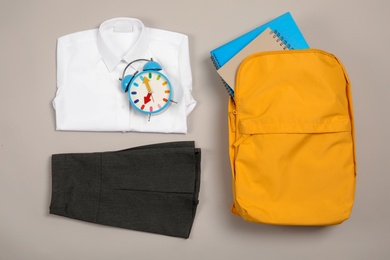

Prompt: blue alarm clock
[{"left": 120, "top": 58, "right": 172, "bottom": 117}]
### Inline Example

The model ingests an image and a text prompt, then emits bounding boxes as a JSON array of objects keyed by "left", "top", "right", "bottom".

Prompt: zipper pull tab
[{"left": 229, "top": 110, "right": 237, "bottom": 132}]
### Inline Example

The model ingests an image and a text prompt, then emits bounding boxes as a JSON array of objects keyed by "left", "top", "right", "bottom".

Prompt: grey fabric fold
[{"left": 50, "top": 141, "right": 201, "bottom": 239}]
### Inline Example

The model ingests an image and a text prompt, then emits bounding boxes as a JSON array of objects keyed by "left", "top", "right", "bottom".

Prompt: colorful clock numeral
[
  {"left": 163, "top": 98, "right": 168, "bottom": 102},
  {"left": 157, "top": 75, "right": 161, "bottom": 80},
  {"left": 134, "top": 99, "right": 139, "bottom": 104},
  {"left": 131, "top": 91, "right": 137, "bottom": 95},
  {"left": 134, "top": 83, "right": 139, "bottom": 87}
]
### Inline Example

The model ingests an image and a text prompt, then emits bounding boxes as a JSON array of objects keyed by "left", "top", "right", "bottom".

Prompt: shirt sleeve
[
  {"left": 53, "top": 37, "right": 67, "bottom": 110},
  {"left": 178, "top": 35, "right": 196, "bottom": 116}
]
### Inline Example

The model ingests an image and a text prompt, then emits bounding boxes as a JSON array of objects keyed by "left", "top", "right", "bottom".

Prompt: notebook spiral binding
[
  {"left": 269, "top": 29, "right": 294, "bottom": 50},
  {"left": 210, "top": 54, "right": 235, "bottom": 99}
]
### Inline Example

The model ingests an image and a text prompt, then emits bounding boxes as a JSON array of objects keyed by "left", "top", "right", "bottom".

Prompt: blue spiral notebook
[{"left": 210, "top": 12, "right": 310, "bottom": 98}]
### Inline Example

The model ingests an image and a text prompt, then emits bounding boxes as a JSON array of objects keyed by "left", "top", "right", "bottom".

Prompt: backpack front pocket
[{"left": 233, "top": 118, "right": 355, "bottom": 225}]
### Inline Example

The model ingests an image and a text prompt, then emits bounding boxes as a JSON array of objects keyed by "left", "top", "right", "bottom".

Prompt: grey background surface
[{"left": 1, "top": 0, "right": 389, "bottom": 259}]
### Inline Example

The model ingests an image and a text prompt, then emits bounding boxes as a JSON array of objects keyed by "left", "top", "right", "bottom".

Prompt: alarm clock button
[
  {"left": 143, "top": 60, "right": 162, "bottom": 71},
  {"left": 121, "top": 75, "right": 133, "bottom": 92}
]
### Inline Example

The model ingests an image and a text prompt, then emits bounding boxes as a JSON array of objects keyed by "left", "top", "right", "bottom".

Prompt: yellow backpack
[{"left": 228, "top": 49, "right": 356, "bottom": 225}]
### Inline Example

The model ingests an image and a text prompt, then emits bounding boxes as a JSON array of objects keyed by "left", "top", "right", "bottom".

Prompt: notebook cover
[
  {"left": 210, "top": 12, "right": 309, "bottom": 99},
  {"left": 210, "top": 12, "right": 309, "bottom": 69},
  {"left": 217, "top": 28, "right": 286, "bottom": 89}
]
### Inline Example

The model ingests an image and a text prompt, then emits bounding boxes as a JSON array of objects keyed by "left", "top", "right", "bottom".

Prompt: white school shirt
[{"left": 53, "top": 18, "right": 196, "bottom": 133}]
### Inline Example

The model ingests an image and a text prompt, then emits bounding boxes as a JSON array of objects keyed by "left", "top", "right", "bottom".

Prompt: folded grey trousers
[{"left": 50, "top": 141, "right": 201, "bottom": 239}]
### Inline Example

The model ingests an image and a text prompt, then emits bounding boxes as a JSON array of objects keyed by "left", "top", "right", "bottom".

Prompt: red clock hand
[{"left": 144, "top": 93, "right": 152, "bottom": 104}]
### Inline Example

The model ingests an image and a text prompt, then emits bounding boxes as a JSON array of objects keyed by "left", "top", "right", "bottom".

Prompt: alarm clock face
[{"left": 128, "top": 71, "right": 172, "bottom": 114}]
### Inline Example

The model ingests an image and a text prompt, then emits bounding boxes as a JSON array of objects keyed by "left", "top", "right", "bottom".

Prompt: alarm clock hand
[
  {"left": 143, "top": 77, "right": 153, "bottom": 93},
  {"left": 143, "top": 77, "right": 155, "bottom": 102},
  {"left": 143, "top": 93, "right": 152, "bottom": 104}
]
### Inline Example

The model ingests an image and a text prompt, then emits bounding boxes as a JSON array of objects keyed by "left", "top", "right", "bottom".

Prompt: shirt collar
[{"left": 97, "top": 18, "right": 150, "bottom": 72}]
